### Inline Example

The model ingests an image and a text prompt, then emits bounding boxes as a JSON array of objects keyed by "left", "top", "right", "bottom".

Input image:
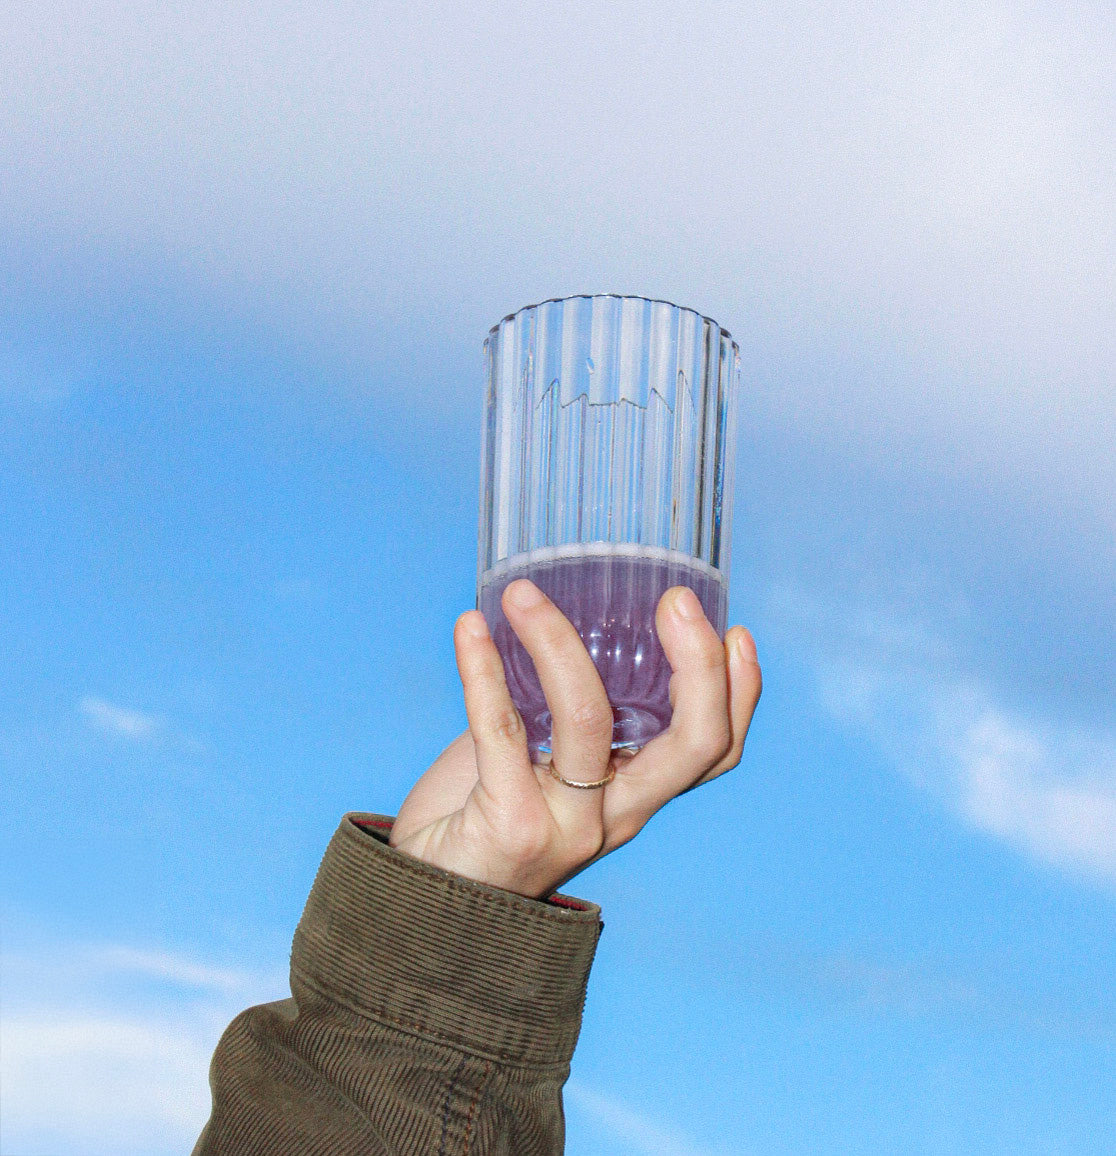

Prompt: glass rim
[{"left": 490, "top": 293, "right": 738, "bottom": 350}]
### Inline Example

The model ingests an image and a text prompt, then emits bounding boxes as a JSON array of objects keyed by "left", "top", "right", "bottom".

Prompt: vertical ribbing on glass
[{"left": 478, "top": 295, "right": 740, "bottom": 588}]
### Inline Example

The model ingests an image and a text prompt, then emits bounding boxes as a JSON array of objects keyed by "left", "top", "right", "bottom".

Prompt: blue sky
[{"left": 2, "top": 1, "right": 1114, "bottom": 1152}]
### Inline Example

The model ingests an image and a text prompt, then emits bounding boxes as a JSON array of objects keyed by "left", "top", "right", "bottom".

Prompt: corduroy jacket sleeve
[{"left": 192, "top": 813, "right": 603, "bottom": 1156}]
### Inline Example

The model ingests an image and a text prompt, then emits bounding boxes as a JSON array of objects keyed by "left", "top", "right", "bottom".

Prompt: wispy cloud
[
  {"left": 2, "top": 942, "right": 284, "bottom": 1000},
  {"left": 566, "top": 1081, "right": 735, "bottom": 1156},
  {"left": 3, "top": 945, "right": 736, "bottom": 1156},
  {"left": 949, "top": 708, "right": 1116, "bottom": 882},
  {"left": 1, "top": 941, "right": 286, "bottom": 1156},
  {"left": 80, "top": 695, "right": 163, "bottom": 739},
  {"left": 2, "top": 1013, "right": 215, "bottom": 1149},
  {"left": 83, "top": 944, "right": 269, "bottom": 995},
  {"left": 769, "top": 583, "right": 1116, "bottom": 889}
]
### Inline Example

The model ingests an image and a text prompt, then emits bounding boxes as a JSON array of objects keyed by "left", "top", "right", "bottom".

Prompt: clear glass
[{"left": 476, "top": 295, "right": 741, "bottom": 763}]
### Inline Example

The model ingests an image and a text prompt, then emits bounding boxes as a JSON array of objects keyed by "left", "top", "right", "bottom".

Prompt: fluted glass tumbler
[{"left": 476, "top": 295, "right": 740, "bottom": 764}]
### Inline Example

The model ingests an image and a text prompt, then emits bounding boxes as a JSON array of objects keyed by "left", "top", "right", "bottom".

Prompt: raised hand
[{"left": 390, "top": 579, "right": 761, "bottom": 899}]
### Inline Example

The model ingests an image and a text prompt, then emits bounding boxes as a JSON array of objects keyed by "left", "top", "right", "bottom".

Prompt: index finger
[{"left": 453, "top": 610, "right": 543, "bottom": 811}]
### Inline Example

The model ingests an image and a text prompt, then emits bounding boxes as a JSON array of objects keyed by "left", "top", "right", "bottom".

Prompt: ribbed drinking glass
[{"left": 476, "top": 295, "right": 741, "bottom": 764}]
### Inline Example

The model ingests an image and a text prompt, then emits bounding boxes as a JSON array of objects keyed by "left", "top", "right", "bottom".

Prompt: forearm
[{"left": 193, "top": 815, "right": 602, "bottom": 1156}]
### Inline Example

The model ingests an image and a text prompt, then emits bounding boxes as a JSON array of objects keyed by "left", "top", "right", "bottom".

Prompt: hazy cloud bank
[{"left": 1, "top": 0, "right": 1112, "bottom": 526}]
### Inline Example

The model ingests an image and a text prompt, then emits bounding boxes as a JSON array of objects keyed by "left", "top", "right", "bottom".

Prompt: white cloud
[
  {"left": 80, "top": 696, "right": 163, "bottom": 739},
  {"left": 950, "top": 709, "right": 1116, "bottom": 881},
  {"left": 0, "top": 941, "right": 286, "bottom": 1156},
  {"left": 83, "top": 944, "right": 269, "bottom": 995},
  {"left": 2, "top": 943, "right": 738, "bottom": 1156},
  {"left": 0, "top": 0, "right": 1112, "bottom": 524},
  {"left": 770, "top": 583, "right": 1116, "bottom": 888},
  {"left": 2, "top": 941, "right": 285, "bottom": 1002},
  {"left": 2, "top": 1013, "right": 215, "bottom": 1150}
]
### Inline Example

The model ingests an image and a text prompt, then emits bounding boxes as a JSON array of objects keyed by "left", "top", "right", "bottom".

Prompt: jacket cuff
[{"left": 291, "top": 813, "right": 603, "bottom": 1068}]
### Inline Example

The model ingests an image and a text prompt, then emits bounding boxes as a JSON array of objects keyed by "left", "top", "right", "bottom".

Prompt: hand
[{"left": 390, "top": 580, "right": 762, "bottom": 899}]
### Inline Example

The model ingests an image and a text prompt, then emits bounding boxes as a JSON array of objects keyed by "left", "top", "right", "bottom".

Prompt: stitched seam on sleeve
[
  {"left": 461, "top": 1060, "right": 492, "bottom": 1156},
  {"left": 438, "top": 1055, "right": 468, "bottom": 1156}
]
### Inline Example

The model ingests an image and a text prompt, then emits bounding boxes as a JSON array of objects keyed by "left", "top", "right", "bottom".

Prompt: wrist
[
  {"left": 298, "top": 815, "right": 602, "bottom": 1066},
  {"left": 391, "top": 831, "right": 554, "bottom": 900}
]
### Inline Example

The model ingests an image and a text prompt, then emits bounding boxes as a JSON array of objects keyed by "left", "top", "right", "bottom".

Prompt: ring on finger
[{"left": 546, "top": 759, "right": 616, "bottom": 790}]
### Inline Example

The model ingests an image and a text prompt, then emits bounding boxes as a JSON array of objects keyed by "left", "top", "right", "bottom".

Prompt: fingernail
[
  {"left": 733, "top": 629, "right": 757, "bottom": 663},
  {"left": 507, "top": 579, "right": 545, "bottom": 609},
  {"left": 463, "top": 612, "right": 490, "bottom": 639},
  {"left": 674, "top": 587, "right": 702, "bottom": 619}
]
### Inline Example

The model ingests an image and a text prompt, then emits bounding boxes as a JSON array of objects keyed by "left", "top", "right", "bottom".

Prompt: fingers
[
  {"left": 502, "top": 579, "right": 611, "bottom": 841},
  {"left": 453, "top": 610, "right": 541, "bottom": 809},
  {"left": 603, "top": 588, "right": 761, "bottom": 832},
  {"left": 458, "top": 581, "right": 761, "bottom": 874},
  {"left": 656, "top": 586, "right": 733, "bottom": 768},
  {"left": 694, "top": 625, "right": 762, "bottom": 786}
]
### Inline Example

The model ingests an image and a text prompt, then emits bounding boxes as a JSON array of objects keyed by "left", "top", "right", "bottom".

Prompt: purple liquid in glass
[{"left": 478, "top": 547, "right": 727, "bottom": 763}]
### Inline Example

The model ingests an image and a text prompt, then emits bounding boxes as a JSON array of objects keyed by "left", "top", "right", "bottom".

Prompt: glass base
[
  {"left": 530, "top": 706, "right": 660, "bottom": 765},
  {"left": 479, "top": 550, "right": 725, "bottom": 771}
]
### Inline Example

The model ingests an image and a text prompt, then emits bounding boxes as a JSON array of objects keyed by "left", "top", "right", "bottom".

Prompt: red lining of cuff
[
  {"left": 546, "top": 894, "right": 587, "bottom": 911},
  {"left": 353, "top": 817, "right": 393, "bottom": 832}
]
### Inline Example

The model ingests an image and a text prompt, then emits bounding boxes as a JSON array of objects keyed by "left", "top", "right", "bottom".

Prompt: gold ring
[{"left": 545, "top": 759, "right": 616, "bottom": 790}]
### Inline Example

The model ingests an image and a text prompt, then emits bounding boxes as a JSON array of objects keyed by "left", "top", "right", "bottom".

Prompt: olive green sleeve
[{"left": 192, "top": 813, "right": 603, "bottom": 1156}]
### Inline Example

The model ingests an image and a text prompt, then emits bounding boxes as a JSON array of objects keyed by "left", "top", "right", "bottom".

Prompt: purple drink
[{"left": 478, "top": 545, "right": 727, "bottom": 763}]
